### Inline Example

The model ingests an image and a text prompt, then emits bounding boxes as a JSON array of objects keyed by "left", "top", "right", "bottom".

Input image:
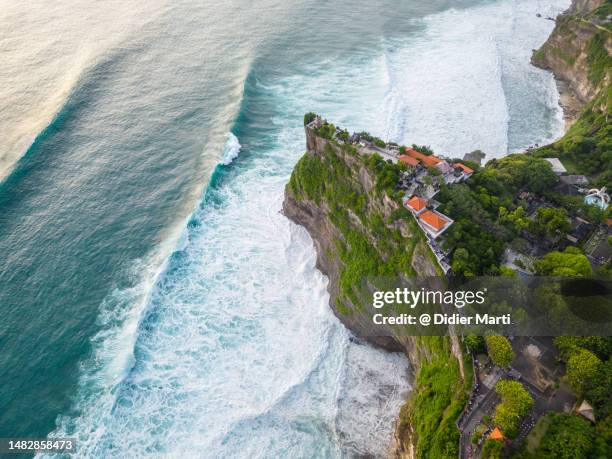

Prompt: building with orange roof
[
  {"left": 403, "top": 147, "right": 443, "bottom": 169},
  {"left": 418, "top": 209, "right": 453, "bottom": 238},
  {"left": 399, "top": 155, "right": 419, "bottom": 168},
  {"left": 402, "top": 147, "right": 425, "bottom": 159},
  {"left": 489, "top": 427, "right": 504, "bottom": 441},
  {"left": 455, "top": 163, "right": 474, "bottom": 175},
  {"left": 405, "top": 195, "right": 428, "bottom": 215},
  {"left": 421, "top": 155, "right": 442, "bottom": 168}
]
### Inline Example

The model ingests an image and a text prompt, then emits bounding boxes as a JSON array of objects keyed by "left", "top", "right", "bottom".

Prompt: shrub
[
  {"left": 465, "top": 334, "right": 486, "bottom": 354},
  {"left": 304, "top": 112, "right": 317, "bottom": 126}
]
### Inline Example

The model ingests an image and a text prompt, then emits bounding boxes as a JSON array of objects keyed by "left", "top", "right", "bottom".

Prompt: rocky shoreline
[{"left": 531, "top": 0, "right": 610, "bottom": 127}]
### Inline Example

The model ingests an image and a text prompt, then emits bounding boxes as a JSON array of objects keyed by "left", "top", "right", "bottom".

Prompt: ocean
[{"left": 0, "top": 0, "right": 568, "bottom": 456}]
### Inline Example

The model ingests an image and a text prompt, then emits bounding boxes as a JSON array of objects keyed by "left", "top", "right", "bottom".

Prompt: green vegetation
[
  {"left": 535, "top": 92, "right": 611, "bottom": 189},
  {"left": 533, "top": 59, "right": 611, "bottom": 190},
  {"left": 289, "top": 131, "right": 468, "bottom": 458},
  {"left": 411, "top": 144, "right": 435, "bottom": 156},
  {"left": 550, "top": 336, "right": 612, "bottom": 454},
  {"left": 493, "top": 380, "right": 534, "bottom": 439},
  {"left": 289, "top": 141, "right": 422, "bottom": 309},
  {"left": 590, "top": 0, "right": 612, "bottom": 21},
  {"left": 356, "top": 131, "right": 387, "bottom": 148},
  {"left": 567, "top": 349, "right": 602, "bottom": 395},
  {"left": 486, "top": 335, "right": 515, "bottom": 368},
  {"left": 552, "top": 45, "right": 576, "bottom": 66},
  {"left": 292, "top": 107, "right": 611, "bottom": 456},
  {"left": 554, "top": 336, "right": 612, "bottom": 361},
  {"left": 465, "top": 334, "right": 486, "bottom": 354},
  {"left": 496, "top": 380, "right": 534, "bottom": 415},
  {"left": 535, "top": 246, "right": 593, "bottom": 277},
  {"left": 515, "top": 412, "right": 610, "bottom": 458},
  {"left": 587, "top": 33, "right": 612, "bottom": 86},
  {"left": 303, "top": 112, "right": 317, "bottom": 126},
  {"left": 481, "top": 438, "right": 504, "bottom": 459},
  {"left": 316, "top": 122, "right": 337, "bottom": 140},
  {"left": 399, "top": 337, "right": 471, "bottom": 458},
  {"left": 530, "top": 207, "right": 570, "bottom": 237},
  {"left": 437, "top": 154, "right": 559, "bottom": 276}
]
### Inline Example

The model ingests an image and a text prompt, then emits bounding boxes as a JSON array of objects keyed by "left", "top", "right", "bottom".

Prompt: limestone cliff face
[
  {"left": 283, "top": 127, "right": 437, "bottom": 351},
  {"left": 532, "top": 0, "right": 610, "bottom": 120},
  {"left": 283, "top": 126, "right": 467, "bottom": 458},
  {"left": 570, "top": 0, "right": 606, "bottom": 13}
]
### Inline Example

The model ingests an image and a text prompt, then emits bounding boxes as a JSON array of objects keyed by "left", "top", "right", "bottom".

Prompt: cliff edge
[
  {"left": 532, "top": 0, "right": 611, "bottom": 123},
  {"left": 283, "top": 122, "right": 470, "bottom": 458}
]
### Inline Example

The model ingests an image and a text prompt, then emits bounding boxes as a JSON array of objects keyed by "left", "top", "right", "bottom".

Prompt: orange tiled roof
[
  {"left": 403, "top": 148, "right": 441, "bottom": 168},
  {"left": 399, "top": 155, "right": 420, "bottom": 167},
  {"left": 407, "top": 196, "right": 428, "bottom": 212},
  {"left": 403, "top": 148, "right": 428, "bottom": 161},
  {"left": 419, "top": 210, "right": 450, "bottom": 231},
  {"left": 489, "top": 427, "right": 504, "bottom": 441},
  {"left": 455, "top": 163, "right": 474, "bottom": 174},
  {"left": 421, "top": 155, "right": 442, "bottom": 168},
  {"left": 404, "top": 147, "right": 425, "bottom": 159}
]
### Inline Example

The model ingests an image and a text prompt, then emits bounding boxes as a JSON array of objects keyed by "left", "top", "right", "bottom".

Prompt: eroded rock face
[
  {"left": 570, "top": 0, "right": 605, "bottom": 13},
  {"left": 283, "top": 132, "right": 418, "bottom": 352},
  {"left": 532, "top": 0, "right": 610, "bottom": 120},
  {"left": 283, "top": 128, "right": 467, "bottom": 457}
]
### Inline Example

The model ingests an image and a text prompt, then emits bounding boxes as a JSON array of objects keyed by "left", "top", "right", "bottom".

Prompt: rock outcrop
[
  {"left": 283, "top": 124, "right": 469, "bottom": 458},
  {"left": 532, "top": 0, "right": 610, "bottom": 122}
]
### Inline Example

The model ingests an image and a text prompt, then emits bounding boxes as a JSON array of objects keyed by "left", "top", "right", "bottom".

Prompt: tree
[
  {"left": 412, "top": 144, "right": 434, "bottom": 155},
  {"left": 535, "top": 247, "right": 593, "bottom": 277},
  {"left": 493, "top": 403, "right": 520, "bottom": 438},
  {"left": 554, "top": 336, "right": 583, "bottom": 360},
  {"left": 486, "top": 335, "right": 515, "bottom": 368},
  {"left": 484, "top": 155, "right": 557, "bottom": 194},
  {"left": 452, "top": 247, "right": 473, "bottom": 277},
  {"left": 585, "top": 358, "right": 612, "bottom": 418},
  {"left": 531, "top": 207, "right": 570, "bottom": 237},
  {"left": 522, "top": 158, "right": 558, "bottom": 194},
  {"left": 495, "top": 380, "right": 534, "bottom": 415},
  {"left": 501, "top": 206, "right": 529, "bottom": 231},
  {"left": 465, "top": 335, "right": 486, "bottom": 354},
  {"left": 533, "top": 413, "right": 595, "bottom": 458},
  {"left": 567, "top": 349, "right": 601, "bottom": 395},
  {"left": 554, "top": 336, "right": 612, "bottom": 361},
  {"left": 481, "top": 439, "right": 503, "bottom": 459},
  {"left": 492, "top": 380, "right": 534, "bottom": 439}
]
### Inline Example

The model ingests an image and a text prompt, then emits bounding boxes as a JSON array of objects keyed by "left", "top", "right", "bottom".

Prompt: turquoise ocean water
[{"left": 0, "top": 0, "right": 568, "bottom": 456}]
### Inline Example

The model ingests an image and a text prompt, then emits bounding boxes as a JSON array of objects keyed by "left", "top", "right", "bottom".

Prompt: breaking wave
[{"left": 42, "top": 1, "right": 567, "bottom": 457}]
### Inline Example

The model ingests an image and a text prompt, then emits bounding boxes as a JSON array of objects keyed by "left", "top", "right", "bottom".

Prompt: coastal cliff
[
  {"left": 532, "top": 0, "right": 610, "bottom": 122},
  {"left": 531, "top": 0, "right": 610, "bottom": 187},
  {"left": 283, "top": 124, "right": 469, "bottom": 458},
  {"left": 282, "top": 3, "right": 610, "bottom": 456}
]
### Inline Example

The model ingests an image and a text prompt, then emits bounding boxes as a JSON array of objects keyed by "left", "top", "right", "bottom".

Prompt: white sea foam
[
  {"left": 382, "top": 0, "right": 568, "bottom": 159},
  {"left": 221, "top": 133, "right": 242, "bottom": 165},
  {"left": 45, "top": 1, "right": 569, "bottom": 457}
]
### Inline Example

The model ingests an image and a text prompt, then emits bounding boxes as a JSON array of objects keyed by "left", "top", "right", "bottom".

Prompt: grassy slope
[{"left": 398, "top": 337, "right": 473, "bottom": 458}]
